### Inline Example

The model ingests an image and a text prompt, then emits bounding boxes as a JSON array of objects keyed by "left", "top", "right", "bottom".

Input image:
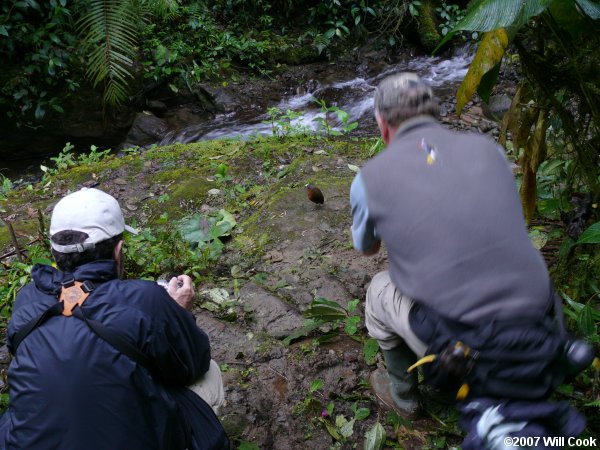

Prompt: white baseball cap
[{"left": 49, "top": 188, "right": 137, "bottom": 253}]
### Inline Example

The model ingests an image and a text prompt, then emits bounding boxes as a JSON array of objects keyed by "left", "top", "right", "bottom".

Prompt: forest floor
[
  {"left": 0, "top": 59, "right": 557, "bottom": 449},
  {"left": 0, "top": 126, "right": 486, "bottom": 448}
]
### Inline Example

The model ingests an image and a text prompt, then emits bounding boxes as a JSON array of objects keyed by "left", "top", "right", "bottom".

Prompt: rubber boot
[{"left": 371, "top": 341, "right": 421, "bottom": 417}]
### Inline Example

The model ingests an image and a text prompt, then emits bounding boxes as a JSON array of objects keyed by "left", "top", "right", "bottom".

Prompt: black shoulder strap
[
  {"left": 10, "top": 302, "right": 65, "bottom": 353},
  {"left": 11, "top": 286, "right": 155, "bottom": 375},
  {"left": 71, "top": 306, "right": 155, "bottom": 372}
]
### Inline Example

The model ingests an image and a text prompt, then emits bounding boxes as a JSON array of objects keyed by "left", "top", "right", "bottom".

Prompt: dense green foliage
[
  {"left": 1, "top": 0, "right": 464, "bottom": 126},
  {"left": 450, "top": 0, "right": 600, "bottom": 272},
  {"left": 0, "top": 0, "right": 80, "bottom": 125}
]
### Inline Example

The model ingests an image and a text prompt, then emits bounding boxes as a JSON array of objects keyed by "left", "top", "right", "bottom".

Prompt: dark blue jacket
[
  {"left": 0, "top": 260, "right": 227, "bottom": 449},
  {"left": 409, "top": 300, "right": 587, "bottom": 447}
]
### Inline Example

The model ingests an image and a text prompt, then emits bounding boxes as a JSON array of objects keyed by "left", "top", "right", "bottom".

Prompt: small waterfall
[{"left": 160, "top": 51, "right": 474, "bottom": 145}]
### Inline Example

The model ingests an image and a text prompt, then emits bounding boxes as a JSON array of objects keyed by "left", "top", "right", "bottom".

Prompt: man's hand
[{"left": 167, "top": 275, "right": 195, "bottom": 311}]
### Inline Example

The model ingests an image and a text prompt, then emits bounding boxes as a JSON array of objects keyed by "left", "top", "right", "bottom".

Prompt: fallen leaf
[{"left": 201, "top": 288, "right": 230, "bottom": 305}]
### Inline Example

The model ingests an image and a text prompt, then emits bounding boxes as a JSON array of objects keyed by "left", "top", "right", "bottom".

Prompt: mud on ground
[
  {"left": 197, "top": 154, "right": 463, "bottom": 449},
  {"left": 1, "top": 130, "right": 478, "bottom": 448},
  {"left": 195, "top": 137, "right": 467, "bottom": 449}
]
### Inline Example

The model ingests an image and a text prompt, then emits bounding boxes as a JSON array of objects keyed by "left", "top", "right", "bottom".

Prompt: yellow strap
[
  {"left": 59, "top": 281, "right": 90, "bottom": 317},
  {"left": 454, "top": 341, "right": 471, "bottom": 356},
  {"left": 593, "top": 357, "right": 600, "bottom": 373},
  {"left": 456, "top": 383, "right": 470, "bottom": 400},
  {"left": 407, "top": 354, "right": 437, "bottom": 373}
]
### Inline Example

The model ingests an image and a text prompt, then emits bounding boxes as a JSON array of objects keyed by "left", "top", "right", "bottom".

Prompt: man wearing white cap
[{"left": 0, "top": 188, "right": 229, "bottom": 449}]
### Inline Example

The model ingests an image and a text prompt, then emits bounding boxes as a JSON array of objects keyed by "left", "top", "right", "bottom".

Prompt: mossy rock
[
  {"left": 417, "top": 1, "right": 442, "bottom": 52},
  {"left": 269, "top": 36, "right": 320, "bottom": 66}
]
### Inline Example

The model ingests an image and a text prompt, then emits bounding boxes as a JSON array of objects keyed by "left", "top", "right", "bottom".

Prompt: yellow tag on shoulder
[{"left": 59, "top": 281, "right": 90, "bottom": 316}]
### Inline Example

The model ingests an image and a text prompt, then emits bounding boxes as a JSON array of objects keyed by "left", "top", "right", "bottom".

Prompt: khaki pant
[
  {"left": 365, "top": 271, "right": 427, "bottom": 357},
  {"left": 188, "top": 359, "right": 226, "bottom": 415}
]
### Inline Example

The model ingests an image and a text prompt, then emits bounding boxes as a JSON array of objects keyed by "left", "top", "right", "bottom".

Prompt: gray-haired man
[{"left": 350, "top": 72, "right": 556, "bottom": 418}]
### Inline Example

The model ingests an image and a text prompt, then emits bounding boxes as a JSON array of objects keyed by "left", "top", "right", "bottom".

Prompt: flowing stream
[
  {"left": 159, "top": 48, "right": 474, "bottom": 145},
  {"left": 1, "top": 48, "right": 474, "bottom": 180}
]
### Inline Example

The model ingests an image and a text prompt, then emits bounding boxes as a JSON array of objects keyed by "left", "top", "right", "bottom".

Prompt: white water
[{"left": 160, "top": 49, "right": 474, "bottom": 145}]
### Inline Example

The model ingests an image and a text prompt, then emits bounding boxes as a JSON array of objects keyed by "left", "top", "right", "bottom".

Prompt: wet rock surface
[{"left": 180, "top": 155, "right": 464, "bottom": 448}]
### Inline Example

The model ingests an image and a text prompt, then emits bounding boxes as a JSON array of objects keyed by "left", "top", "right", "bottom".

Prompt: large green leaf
[
  {"left": 282, "top": 319, "right": 324, "bottom": 346},
  {"left": 363, "top": 338, "right": 379, "bottom": 365},
  {"left": 363, "top": 422, "right": 386, "bottom": 450},
  {"left": 576, "top": 221, "right": 600, "bottom": 244},
  {"left": 436, "top": 0, "right": 553, "bottom": 50},
  {"left": 577, "top": 305, "right": 596, "bottom": 337},
  {"left": 311, "top": 297, "right": 344, "bottom": 308},
  {"left": 456, "top": 29, "right": 508, "bottom": 115},
  {"left": 477, "top": 62, "right": 501, "bottom": 104},
  {"left": 576, "top": 0, "right": 600, "bottom": 19},
  {"left": 305, "top": 304, "right": 347, "bottom": 322},
  {"left": 453, "top": 0, "right": 554, "bottom": 31},
  {"left": 178, "top": 209, "right": 236, "bottom": 244}
]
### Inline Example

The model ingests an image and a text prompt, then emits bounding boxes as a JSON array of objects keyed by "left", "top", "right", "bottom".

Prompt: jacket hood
[{"left": 31, "top": 260, "right": 119, "bottom": 295}]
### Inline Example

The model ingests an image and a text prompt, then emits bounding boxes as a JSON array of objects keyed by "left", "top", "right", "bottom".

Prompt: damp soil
[
  {"left": 0, "top": 60, "right": 512, "bottom": 447},
  {"left": 0, "top": 132, "right": 483, "bottom": 449}
]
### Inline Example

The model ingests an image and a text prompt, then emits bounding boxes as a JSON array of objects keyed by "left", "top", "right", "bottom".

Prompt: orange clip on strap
[{"left": 59, "top": 281, "right": 90, "bottom": 316}]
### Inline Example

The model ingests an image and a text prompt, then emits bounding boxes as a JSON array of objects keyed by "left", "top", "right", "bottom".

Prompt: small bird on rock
[{"left": 305, "top": 184, "right": 324, "bottom": 204}]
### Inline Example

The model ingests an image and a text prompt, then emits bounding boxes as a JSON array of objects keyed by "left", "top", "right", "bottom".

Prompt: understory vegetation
[
  {"left": 1, "top": 0, "right": 472, "bottom": 127},
  {"left": 1, "top": 0, "right": 600, "bottom": 448}
]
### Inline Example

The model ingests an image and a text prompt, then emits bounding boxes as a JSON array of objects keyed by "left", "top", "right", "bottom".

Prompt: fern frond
[{"left": 77, "top": 0, "right": 139, "bottom": 107}]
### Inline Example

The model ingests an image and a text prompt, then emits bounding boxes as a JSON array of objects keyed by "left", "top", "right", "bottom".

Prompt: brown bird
[{"left": 305, "top": 184, "right": 324, "bottom": 204}]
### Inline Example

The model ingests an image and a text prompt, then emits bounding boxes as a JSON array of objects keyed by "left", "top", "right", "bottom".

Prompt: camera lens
[{"left": 564, "top": 340, "right": 594, "bottom": 369}]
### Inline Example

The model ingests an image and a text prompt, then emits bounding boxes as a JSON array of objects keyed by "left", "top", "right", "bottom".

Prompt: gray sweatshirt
[{"left": 351, "top": 115, "right": 550, "bottom": 324}]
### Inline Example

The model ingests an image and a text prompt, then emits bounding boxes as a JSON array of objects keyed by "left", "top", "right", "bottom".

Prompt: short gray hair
[{"left": 374, "top": 72, "right": 439, "bottom": 128}]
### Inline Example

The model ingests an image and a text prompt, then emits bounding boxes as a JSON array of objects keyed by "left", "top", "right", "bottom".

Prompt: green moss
[
  {"left": 63, "top": 166, "right": 101, "bottom": 185},
  {"left": 0, "top": 223, "right": 11, "bottom": 249},
  {"left": 145, "top": 167, "right": 214, "bottom": 220},
  {"left": 0, "top": 219, "right": 40, "bottom": 251},
  {"left": 170, "top": 177, "right": 213, "bottom": 206},
  {"left": 0, "top": 135, "right": 364, "bottom": 257},
  {"left": 235, "top": 170, "right": 351, "bottom": 258},
  {"left": 417, "top": 1, "right": 442, "bottom": 51}
]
